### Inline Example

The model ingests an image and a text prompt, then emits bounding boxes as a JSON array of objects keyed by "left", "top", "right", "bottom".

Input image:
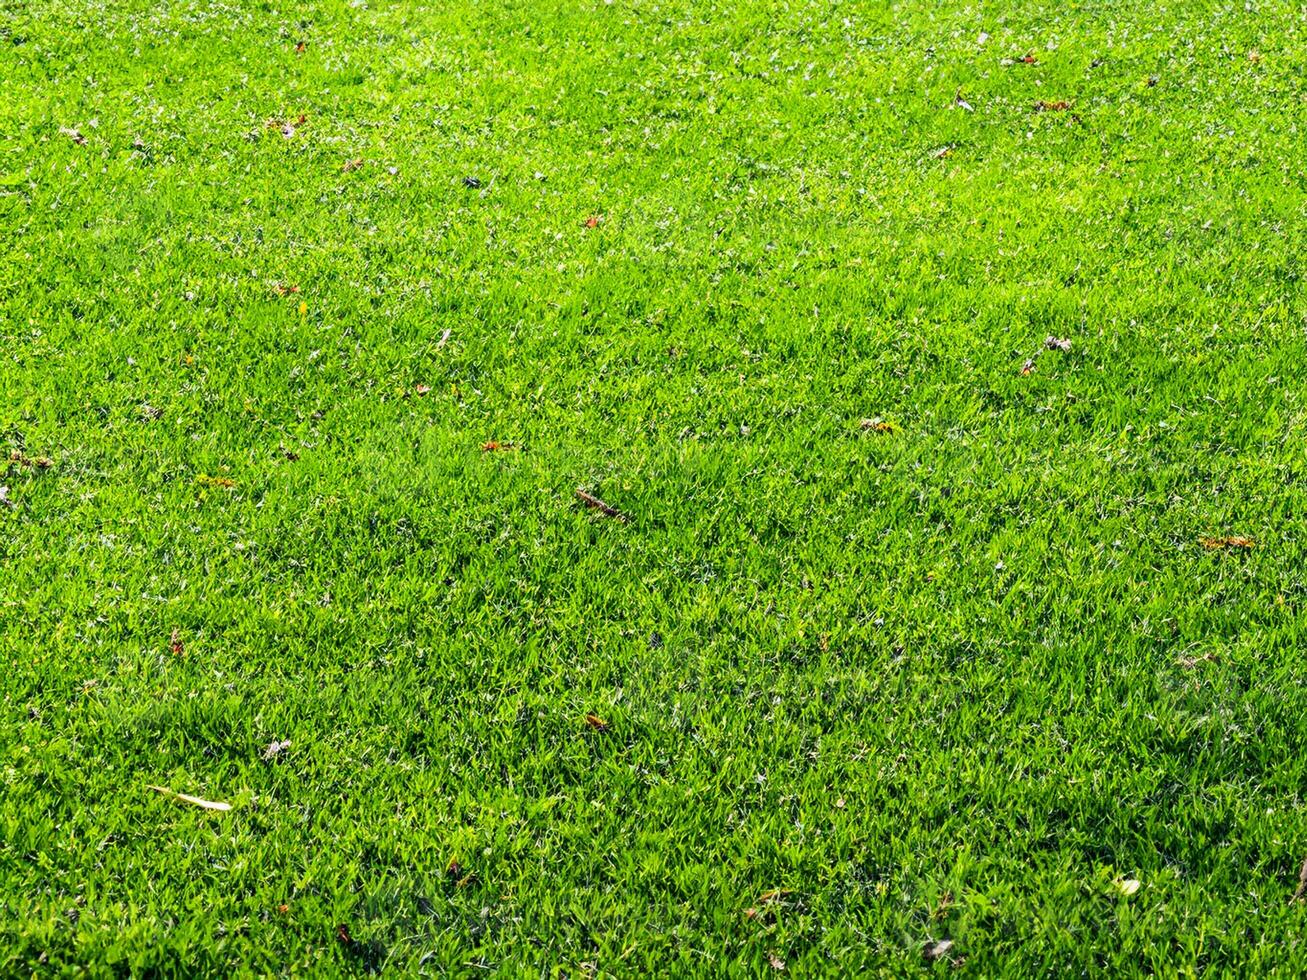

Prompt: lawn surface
[{"left": 3, "top": 0, "right": 1307, "bottom": 973}]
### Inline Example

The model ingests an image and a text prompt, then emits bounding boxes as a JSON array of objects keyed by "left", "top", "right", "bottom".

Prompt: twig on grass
[{"left": 575, "top": 488, "right": 628, "bottom": 522}]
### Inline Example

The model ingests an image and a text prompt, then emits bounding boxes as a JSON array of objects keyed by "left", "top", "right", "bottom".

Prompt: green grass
[{"left": 2, "top": 0, "right": 1306, "bottom": 972}]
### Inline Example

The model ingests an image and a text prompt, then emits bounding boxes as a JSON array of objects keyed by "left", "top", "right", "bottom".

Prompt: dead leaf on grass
[
  {"left": 169, "top": 629, "right": 184, "bottom": 656},
  {"left": 1035, "top": 99, "right": 1072, "bottom": 112},
  {"left": 342, "top": 157, "right": 364, "bottom": 173},
  {"left": 481, "top": 441, "right": 517, "bottom": 452},
  {"left": 1200, "top": 536, "right": 1254, "bottom": 550},
  {"left": 584, "top": 214, "right": 602, "bottom": 228},
  {"left": 575, "top": 488, "right": 629, "bottom": 522},
  {"left": 584, "top": 713, "right": 610, "bottom": 731},
  {"left": 924, "top": 939, "right": 954, "bottom": 961},
  {"left": 860, "top": 417, "right": 897, "bottom": 433},
  {"left": 1292, "top": 856, "right": 1307, "bottom": 903},
  {"left": 8, "top": 450, "right": 52, "bottom": 469}
]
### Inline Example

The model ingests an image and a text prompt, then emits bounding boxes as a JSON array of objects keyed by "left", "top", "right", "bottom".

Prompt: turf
[{"left": 2, "top": 0, "right": 1306, "bottom": 973}]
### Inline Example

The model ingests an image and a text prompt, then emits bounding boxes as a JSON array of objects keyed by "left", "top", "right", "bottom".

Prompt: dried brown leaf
[
  {"left": 575, "top": 488, "right": 629, "bottom": 522},
  {"left": 924, "top": 939, "right": 954, "bottom": 961},
  {"left": 8, "top": 450, "right": 52, "bottom": 470},
  {"left": 1200, "top": 536, "right": 1254, "bottom": 550},
  {"left": 584, "top": 713, "right": 610, "bottom": 731}
]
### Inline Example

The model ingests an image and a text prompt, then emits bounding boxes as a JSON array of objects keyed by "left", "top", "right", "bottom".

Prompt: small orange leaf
[
  {"left": 295, "top": 41, "right": 306, "bottom": 54},
  {"left": 1019, "top": 53, "right": 1038, "bottom": 64},
  {"left": 584, "top": 713, "right": 610, "bottom": 731},
  {"left": 584, "top": 215, "right": 602, "bottom": 228},
  {"left": 1035, "top": 100, "right": 1072, "bottom": 112}
]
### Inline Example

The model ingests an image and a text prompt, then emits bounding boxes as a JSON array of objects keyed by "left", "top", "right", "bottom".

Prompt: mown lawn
[{"left": 2, "top": 0, "right": 1306, "bottom": 973}]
